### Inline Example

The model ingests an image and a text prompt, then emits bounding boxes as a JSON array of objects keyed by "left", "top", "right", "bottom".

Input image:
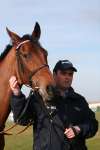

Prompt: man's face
[{"left": 53, "top": 69, "right": 74, "bottom": 90}]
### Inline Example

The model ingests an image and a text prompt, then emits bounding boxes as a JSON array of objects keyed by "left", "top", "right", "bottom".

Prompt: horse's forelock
[
  {"left": 21, "top": 34, "right": 42, "bottom": 49},
  {"left": 22, "top": 34, "right": 37, "bottom": 43},
  {"left": 21, "top": 34, "right": 31, "bottom": 41}
]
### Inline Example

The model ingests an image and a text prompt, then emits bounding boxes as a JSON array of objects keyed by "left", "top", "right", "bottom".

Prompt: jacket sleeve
[
  {"left": 10, "top": 91, "right": 35, "bottom": 126},
  {"left": 78, "top": 97, "right": 98, "bottom": 139}
]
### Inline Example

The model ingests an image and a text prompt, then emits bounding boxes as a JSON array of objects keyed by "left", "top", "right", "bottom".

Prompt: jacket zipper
[{"left": 48, "top": 116, "right": 53, "bottom": 150}]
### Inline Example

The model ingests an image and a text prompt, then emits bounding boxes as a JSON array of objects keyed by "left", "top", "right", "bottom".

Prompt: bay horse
[{"left": 0, "top": 22, "right": 54, "bottom": 150}]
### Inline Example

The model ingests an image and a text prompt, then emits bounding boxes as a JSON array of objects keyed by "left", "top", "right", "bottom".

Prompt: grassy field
[
  {"left": 86, "top": 112, "right": 100, "bottom": 150},
  {"left": 4, "top": 112, "right": 100, "bottom": 150}
]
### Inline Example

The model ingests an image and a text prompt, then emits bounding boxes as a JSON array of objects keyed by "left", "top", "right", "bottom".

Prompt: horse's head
[{"left": 6, "top": 22, "right": 55, "bottom": 102}]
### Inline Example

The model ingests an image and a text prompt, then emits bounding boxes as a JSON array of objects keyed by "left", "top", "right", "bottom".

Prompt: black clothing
[{"left": 10, "top": 87, "right": 98, "bottom": 150}]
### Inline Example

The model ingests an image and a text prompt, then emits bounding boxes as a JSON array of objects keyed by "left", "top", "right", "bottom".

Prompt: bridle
[{"left": 16, "top": 40, "right": 49, "bottom": 89}]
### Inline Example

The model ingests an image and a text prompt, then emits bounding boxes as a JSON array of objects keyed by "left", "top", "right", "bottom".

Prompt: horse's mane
[
  {"left": 0, "top": 34, "right": 40, "bottom": 61},
  {"left": 0, "top": 44, "right": 12, "bottom": 61}
]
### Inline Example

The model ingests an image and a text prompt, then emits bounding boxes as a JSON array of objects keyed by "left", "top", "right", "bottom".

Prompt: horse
[{"left": 0, "top": 22, "right": 54, "bottom": 150}]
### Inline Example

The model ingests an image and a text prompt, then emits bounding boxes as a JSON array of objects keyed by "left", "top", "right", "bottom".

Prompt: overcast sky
[{"left": 0, "top": 0, "right": 100, "bottom": 102}]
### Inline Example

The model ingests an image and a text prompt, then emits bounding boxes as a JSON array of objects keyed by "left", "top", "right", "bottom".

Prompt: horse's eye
[{"left": 22, "top": 53, "right": 32, "bottom": 59}]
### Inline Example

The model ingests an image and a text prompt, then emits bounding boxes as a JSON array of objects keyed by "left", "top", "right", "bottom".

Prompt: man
[{"left": 9, "top": 59, "right": 98, "bottom": 150}]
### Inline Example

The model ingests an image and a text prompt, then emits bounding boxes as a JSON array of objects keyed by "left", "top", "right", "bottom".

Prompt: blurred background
[{"left": 0, "top": 0, "right": 100, "bottom": 102}]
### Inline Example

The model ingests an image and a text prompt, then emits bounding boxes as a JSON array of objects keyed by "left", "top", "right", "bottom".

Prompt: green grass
[
  {"left": 86, "top": 111, "right": 100, "bottom": 150},
  {"left": 4, "top": 112, "right": 100, "bottom": 150},
  {"left": 4, "top": 124, "right": 33, "bottom": 150}
]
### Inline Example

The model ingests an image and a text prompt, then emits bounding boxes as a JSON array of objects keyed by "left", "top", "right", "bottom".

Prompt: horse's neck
[
  {"left": 0, "top": 49, "right": 16, "bottom": 92},
  {"left": 0, "top": 49, "right": 16, "bottom": 124},
  {"left": 0, "top": 88, "right": 12, "bottom": 125}
]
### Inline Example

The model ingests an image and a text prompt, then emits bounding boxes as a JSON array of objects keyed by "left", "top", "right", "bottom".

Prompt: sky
[{"left": 0, "top": 0, "right": 100, "bottom": 102}]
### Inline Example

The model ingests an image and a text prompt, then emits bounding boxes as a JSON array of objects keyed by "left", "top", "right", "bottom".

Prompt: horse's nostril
[
  {"left": 47, "top": 86, "right": 60, "bottom": 97},
  {"left": 46, "top": 85, "right": 60, "bottom": 101},
  {"left": 46, "top": 85, "right": 54, "bottom": 96},
  {"left": 47, "top": 85, "right": 52, "bottom": 92}
]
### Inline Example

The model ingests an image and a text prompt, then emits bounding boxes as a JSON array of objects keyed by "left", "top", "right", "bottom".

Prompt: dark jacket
[{"left": 10, "top": 87, "right": 98, "bottom": 150}]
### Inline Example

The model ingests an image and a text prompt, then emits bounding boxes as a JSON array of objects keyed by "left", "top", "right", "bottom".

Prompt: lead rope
[{"left": 0, "top": 90, "right": 34, "bottom": 135}]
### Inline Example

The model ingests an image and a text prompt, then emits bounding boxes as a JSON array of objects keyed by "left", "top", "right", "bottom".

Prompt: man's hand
[
  {"left": 9, "top": 76, "right": 21, "bottom": 96},
  {"left": 64, "top": 126, "right": 81, "bottom": 139}
]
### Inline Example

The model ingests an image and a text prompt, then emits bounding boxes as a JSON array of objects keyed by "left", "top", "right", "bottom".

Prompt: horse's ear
[
  {"left": 6, "top": 27, "right": 21, "bottom": 46},
  {"left": 32, "top": 22, "right": 41, "bottom": 40}
]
